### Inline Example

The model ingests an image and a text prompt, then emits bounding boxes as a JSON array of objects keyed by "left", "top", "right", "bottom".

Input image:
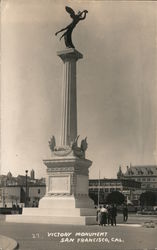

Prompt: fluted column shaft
[{"left": 57, "top": 49, "right": 83, "bottom": 146}]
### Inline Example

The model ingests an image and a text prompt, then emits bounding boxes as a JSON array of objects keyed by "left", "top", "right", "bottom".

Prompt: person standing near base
[
  {"left": 111, "top": 204, "right": 117, "bottom": 226},
  {"left": 100, "top": 205, "right": 108, "bottom": 226},
  {"left": 97, "top": 206, "right": 102, "bottom": 226},
  {"left": 123, "top": 204, "right": 128, "bottom": 222},
  {"left": 107, "top": 205, "right": 113, "bottom": 226}
]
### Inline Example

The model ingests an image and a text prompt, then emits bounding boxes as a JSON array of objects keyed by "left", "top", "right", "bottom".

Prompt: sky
[{"left": 1, "top": 0, "right": 157, "bottom": 179}]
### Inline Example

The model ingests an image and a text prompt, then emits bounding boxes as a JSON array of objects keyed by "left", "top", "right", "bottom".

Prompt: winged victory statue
[{"left": 55, "top": 6, "right": 88, "bottom": 48}]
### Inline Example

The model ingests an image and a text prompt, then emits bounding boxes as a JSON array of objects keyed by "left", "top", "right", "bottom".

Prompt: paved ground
[{"left": 0, "top": 214, "right": 157, "bottom": 250}]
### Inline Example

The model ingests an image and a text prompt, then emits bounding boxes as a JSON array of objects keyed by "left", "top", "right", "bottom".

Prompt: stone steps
[
  {"left": 6, "top": 214, "right": 96, "bottom": 225},
  {"left": 22, "top": 207, "right": 96, "bottom": 216}
]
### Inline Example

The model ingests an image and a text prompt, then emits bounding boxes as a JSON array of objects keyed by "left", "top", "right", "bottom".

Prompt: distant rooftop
[
  {"left": 124, "top": 165, "right": 157, "bottom": 176},
  {"left": 0, "top": 171, "right": 46, "bottom": 187}
]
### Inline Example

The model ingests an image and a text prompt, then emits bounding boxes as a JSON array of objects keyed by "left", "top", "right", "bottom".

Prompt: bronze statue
[{"left": 55, "top": 6, "right": 88, "bottom": 48}]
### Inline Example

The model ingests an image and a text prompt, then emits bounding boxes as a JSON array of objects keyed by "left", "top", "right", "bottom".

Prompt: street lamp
[
  {"left": 98, "top": 169, "right": 100, "bottom": 208},
  {"left": 25, "top": 170, "right": 28, "bottom": 207}
]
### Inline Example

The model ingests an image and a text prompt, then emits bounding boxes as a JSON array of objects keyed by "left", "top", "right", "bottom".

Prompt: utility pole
[
  {"left": 98, "top": 169, "right": 100, "bottom": 208},
  {"left": 25, "top": 170, "right": 28, "bottom": 207}
]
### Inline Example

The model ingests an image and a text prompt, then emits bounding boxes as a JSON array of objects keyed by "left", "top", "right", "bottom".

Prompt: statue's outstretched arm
[
  {"left": 79, "top": 10, "right": 88, "bottom": 20},
  {"left": 59, "top": 30, "right": 67, "bottom": 40},
  {"left": 55, "top": 26, "right": 68, "bottom": 36}
]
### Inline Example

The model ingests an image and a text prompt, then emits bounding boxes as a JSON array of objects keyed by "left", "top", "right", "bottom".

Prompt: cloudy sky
[{"left": 1, "top": 0, "right": 157, "bottom": 179}]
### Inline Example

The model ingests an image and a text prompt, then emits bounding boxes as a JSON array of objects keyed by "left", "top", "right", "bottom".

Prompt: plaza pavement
[{"left": 0, "top": 214, "right": 157, "bottom": 250}]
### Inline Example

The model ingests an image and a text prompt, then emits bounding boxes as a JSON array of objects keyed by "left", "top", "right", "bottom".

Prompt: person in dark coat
[
  {"left": 123, "top": 205, "right": 128, "bottom": 222},
  {"left": 111, "top": 204, "right": 117, "bottom": 226},
  {"left": 107, "top": 205, "right": 113, "bottom": 226},
  {"left": 12, "top": 203, "right": 16, "bottom": 214}
]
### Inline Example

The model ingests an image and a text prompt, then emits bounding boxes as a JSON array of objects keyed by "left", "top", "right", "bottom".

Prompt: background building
[
  {"left": 117, "top": 165, "right": 157, "bottom": 205},
  {"left": 122, "top": 165, "right": 157, "bottom": 190},
  {"left": 0, "top": 170, "right": 46, "bottom": 207},
  {"left": 1, "top": 165, "right": 157, "bottom": 207},
  {"left": 89, "top": 178, "right": 141, "bottom": 205}
]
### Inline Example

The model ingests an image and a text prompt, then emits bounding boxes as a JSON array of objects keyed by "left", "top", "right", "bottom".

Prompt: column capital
[{"left": 57, "top": 48, "right": 83, "bottom": 62}]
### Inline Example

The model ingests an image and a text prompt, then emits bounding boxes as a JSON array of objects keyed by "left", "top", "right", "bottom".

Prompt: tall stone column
[
  {"left": 57, "top": 49, "right": 83, "bottom": 146},
  {"left": 7, "top": 48, "right": 96, "bottom": 225}
]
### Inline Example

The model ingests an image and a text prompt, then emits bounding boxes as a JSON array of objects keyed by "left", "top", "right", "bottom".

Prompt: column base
[
  {"left": 5, "top": 195, "right": 97, "bottom": 225},
  {"left": 39, "top": 195, "right": 94, "bottom": 209},
  {"left": 5, "top": 213, "right": 96, "bottom": 225}
]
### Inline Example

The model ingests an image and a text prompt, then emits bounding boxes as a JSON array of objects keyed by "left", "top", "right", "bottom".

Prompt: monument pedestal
[
  {"left": 40, "top": 156, "right": 93, "bottom": 207},
  {"left": 6, "top": 155, "right": 96, "bottom": 225},
  {"left": 37, "top": 155, "right": 96, "bottom": 222}
]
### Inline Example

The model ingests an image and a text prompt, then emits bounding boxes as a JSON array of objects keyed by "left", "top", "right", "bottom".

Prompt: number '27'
[{"left": 32, "top": 233, "right": 40, "bottom": 238}]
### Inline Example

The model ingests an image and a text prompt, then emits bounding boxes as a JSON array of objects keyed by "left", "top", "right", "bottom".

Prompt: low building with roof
[
  {"left": 122, "top": 165, "right": 157, "bottom": 190},
  {"left": 0, "top": 171, "right": 46, "bottom": 207},
  {"left": 117, "top": 165, "right": 157, "bottom": 205},
  {"left": 89, "top": 178, "right": 141, "bottom": 205}
]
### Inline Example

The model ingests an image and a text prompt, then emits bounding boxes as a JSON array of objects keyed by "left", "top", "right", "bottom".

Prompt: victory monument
[{"left": 6, "top": 6, "right": 96, "bottom": 225}]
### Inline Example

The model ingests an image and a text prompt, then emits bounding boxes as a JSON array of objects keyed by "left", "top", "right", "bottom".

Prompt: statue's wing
[{"left": 65, "top": 6, "right": 75, "bottom": 18}]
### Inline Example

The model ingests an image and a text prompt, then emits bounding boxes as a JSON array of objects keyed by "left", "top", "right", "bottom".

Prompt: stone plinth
[
  {"left": 6, "top": 156, "right": 96, "bottom": 225},
  {"left": 39, "top": 156, "right": 94, "bottom": 210}
]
